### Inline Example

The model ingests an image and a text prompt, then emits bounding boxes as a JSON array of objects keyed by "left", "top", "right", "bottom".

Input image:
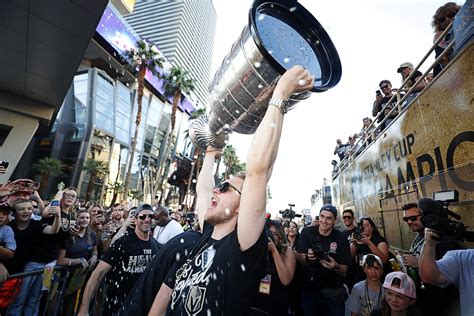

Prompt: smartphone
[
  {"left": 50, "top": 200, "right": 60, "bottom": 207},
  {"left": 376, "top": 90, "right": 382, "bottom": 96}
]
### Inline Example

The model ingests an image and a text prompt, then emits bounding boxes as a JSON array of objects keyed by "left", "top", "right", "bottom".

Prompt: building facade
[{"left": 125, "top": 0, "right": 217, "bottom": 107}]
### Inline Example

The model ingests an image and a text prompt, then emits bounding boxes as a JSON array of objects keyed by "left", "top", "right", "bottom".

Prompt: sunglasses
[
  {"left": 343, "top": 216, "right": 353, "bottom": 219},
  {"left": 216, "top": 182, "right": 241, "bottom": 195},
  {"left": 137, "top": 214, "right": 154, "bottom": 220},
  {"left": 402, "top": 214, "right": 421, "bottom": 222},
  {"left": 380, "top": 85, "right": 389, "bottom": 90},
  {"left": 63, "top": 193, "right": 77, "bottom": 199}
]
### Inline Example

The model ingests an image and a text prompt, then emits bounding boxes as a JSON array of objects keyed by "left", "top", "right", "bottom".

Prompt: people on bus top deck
[
  {"left": 334, "top": 138, "right": 348, "bottom": 161},
  {"left": 397, "top": 62, "right": 426, "bottom": 94}
]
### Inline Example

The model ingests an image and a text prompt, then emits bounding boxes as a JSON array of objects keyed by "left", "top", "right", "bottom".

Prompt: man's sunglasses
[
  {"left": 343, "top": 216, "right": 353, "bottom": 220},
  {"left": 137, "top": 214, "right": 154, "bottom": 220},
  {"left": 380, "top": 85, "right": 389, "bottom": 90},
  {"left": 216, "top": 182, "right": 241, "bottom": 195},
  {"left": 402, "top": 214, "right": 421, "bottom": 222}
]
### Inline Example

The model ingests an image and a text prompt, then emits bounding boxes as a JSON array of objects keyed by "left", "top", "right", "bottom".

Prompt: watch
[{"left": 268, "top": 97, "right": 293, "bottom": 114}]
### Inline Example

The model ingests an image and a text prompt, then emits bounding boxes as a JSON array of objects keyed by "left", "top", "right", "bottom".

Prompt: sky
[{"left": 209, "top": 0, "right": 463, "bottom": 217}]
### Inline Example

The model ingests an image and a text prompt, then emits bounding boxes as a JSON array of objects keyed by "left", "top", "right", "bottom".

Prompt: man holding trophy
[{"left": 148, "top": 65, "right": 314, "bottom": 315}]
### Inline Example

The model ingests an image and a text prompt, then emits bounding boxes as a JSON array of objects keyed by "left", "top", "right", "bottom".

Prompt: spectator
[
  {"left": 6, "top": 198, "right": 61, "bottom": 316},
  {"left": 432, "top": 2, "right": 461, "bottom": 77},
  {"left": 346, "top": 254, "right": 385, "bottom": 316},
  {"left": 78, "top": 203, "right": 159, "bottom": 315},
  {"left": 148, "top": 66, "right": 314, "bottom": 315},
  {"left": 101, "top": 203, "right": 125, "bottom": 252},
  {"left": 152, "top": 205, "right": 184, "bottom": 247},
  {"left": 119, "top": 231, "right": 201, "bottom": 315},
  {"left": 286, "top": 221, "right": 299, "bottom": 250},
  {"left": 351, "top": 217, "right": 390, "bottom": 282},
  {"left": 401, "top": 202, "right": 459, "bottom": 315},
  {"left": 296, "top": 204, "right": 352, "bottom": 316},
  {"left": 419, "top": 228, "right": 473, "bottom": 316},
  {"left": 341, "top": 209, "right": 357, "bottom": 290},
  {"left": 397, "top": 62, "right": 426, "bottom": 97},
  {"left": 334, "top": 139, "right": 347, "bottom": 161},
  {"left": 251, "top": 220, "right": 296, "bottom": 315},
  {"left": 380, "top": 272, "right": 419, "bottom": 316},
  {"left": 372, "top": 80, "right": 398, "bottom": 131},
  {"left": 57, "top": 209, "right": 98, "bottom": 316},
  {"left": 359, "top": 117, "right": 376, "bottom": 144},
  {"left": 0, "top": 202, "right": 16, "bottom": 281},
  {"left": 311, "top": 215, "right": 319, "bottom": 226}
]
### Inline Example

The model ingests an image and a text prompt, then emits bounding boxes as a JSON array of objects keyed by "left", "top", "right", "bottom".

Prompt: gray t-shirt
[
  {"left": 0, "top": 225, "right": 16, "bottom": 251},
  {"left": 437, "top": 249, "right": 474, "bottom": 316},
  {"left": 346, "top": 280, "right": 384, "bottom": 316}
]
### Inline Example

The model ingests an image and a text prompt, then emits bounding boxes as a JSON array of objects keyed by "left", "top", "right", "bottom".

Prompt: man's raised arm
[
  {"left": 238, "top": 65, "right": 314, "bottom": 251},
  {"left": 195, "top": 147, "right": 220, "bottom": 229}
]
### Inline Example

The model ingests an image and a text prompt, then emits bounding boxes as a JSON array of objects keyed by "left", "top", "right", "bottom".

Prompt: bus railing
[{"left": 333, "top": 22, "right": 455, "bottom": 179}]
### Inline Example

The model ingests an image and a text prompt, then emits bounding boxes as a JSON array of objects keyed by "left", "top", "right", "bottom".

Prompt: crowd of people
[
  {"left": 0, "top": 4, "right": 470, "bottom": 312},
  {"left": 332, "top": 2, "right": 461, "bottom": 177}
]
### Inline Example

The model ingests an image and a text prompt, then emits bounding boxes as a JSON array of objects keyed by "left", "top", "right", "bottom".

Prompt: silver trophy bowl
[{"left": 190, "top": 0, "right": 342, "bottom": 149}]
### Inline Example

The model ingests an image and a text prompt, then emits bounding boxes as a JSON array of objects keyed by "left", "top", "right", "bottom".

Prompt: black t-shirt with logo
[
  {"left": 101, "top": 231, "right": 159, "bottom": 314},
  {"left": 166, "top": 221, "right": 267, "bottom": 315},
  {"left": 119, "top": 231, "right": 202, "bottom": 316},
  {"left": 6, "top": 220, "right": 47, "bottom": 274},
  {"left": 296, "top": 226, "right": 352, "bottom": 289}
]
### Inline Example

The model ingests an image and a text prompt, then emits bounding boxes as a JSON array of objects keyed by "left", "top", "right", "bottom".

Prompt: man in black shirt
[
  {"left": 149, "top": 66, "right": 315, "bottom": 315},
  {"left": 296, "top": 204, "right": 352, "bottom": 316},
  {"left": 78, "top": 204, "right": 159, "bottom": 315},
  {"left": 341, "top": 209, "right": 357, "bottom": 290},
  {"left": 372, "top": 79, "right": 398, "bottom": 131}
]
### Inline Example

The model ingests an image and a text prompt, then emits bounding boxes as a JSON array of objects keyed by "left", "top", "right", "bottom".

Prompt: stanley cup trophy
[{"left": 190, "top": 0, "right": 342, "bottom": 150}]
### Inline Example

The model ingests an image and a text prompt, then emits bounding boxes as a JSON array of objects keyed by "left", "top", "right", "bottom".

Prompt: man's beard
[{"left": 206, "top": 208, "right": 234, "bottom": 226}]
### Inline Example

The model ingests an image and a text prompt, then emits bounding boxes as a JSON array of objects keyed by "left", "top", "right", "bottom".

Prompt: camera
[
  {"left": 418, "top": 191, "right": 469, "bottom": 242},
  {"left": 279, "top": 204, "right": 301, "bottom": 220},
  {"left": 353, "top": 226, "right": 363, "bottom": 240},
  {"left": 311, "top": 242, "right": 330, "bottom": 261}
]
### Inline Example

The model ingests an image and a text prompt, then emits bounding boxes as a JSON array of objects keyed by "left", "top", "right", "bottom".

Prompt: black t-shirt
[
  {"left": 5, "top": 220, "right": 47, "bottom": 274},
  {"left": 119, "top": 231, "right": 201, "bottom": 316},
  {"left": 296, "top": 226, "right": 352, "bottom": 289},
  {"left": 29, "top": 211, "right": 74, "bottom": 263},
  {"left": 101, "top": 231, "right": 159, "bottom": 314},
  {"left": 251, "top": 251, "right": 291, "bottom": 316},
  {"left": 342, "top": 227, "right": 356, "bottom": 244},
  {"left": 63, "top": 232, "right": 97, "bottom": 260},
  {"left": 374, "top": 95, "right": 397, "bottom": 127},
  {"left": 166, "top": 221, "right": 267, "bottom": 315}
]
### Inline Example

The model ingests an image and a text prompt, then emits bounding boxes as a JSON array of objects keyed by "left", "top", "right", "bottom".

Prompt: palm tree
[
  {"left": 32, "top": 157, "right": 65, "bottom": 195},
  {"left": 82, "top": 159, "right": 109, "bottom": 202},
  {"left": 156, "top": 66, "right": 196, "bottom": 198},
  {"left": 223, "top": 145, "right": 239, "bottom": 180},
  {"left": 161, "top": 66, "right": 196, "bottom": 133},
  {"left": 122, "top": 39, "right": 165, "bottom": 197},
  {"left": 106, "top": 181, "right": 124, "bottom": 208}
]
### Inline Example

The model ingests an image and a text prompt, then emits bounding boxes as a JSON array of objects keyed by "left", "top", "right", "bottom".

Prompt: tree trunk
[
  {"left": 123, "top": 66, "right": 147, "bottom": 197},
  {"left": 40, "top": 173, "right": 49, "bottom": 196},
  {"left": 109, "top": 191, "right": 118, "bottom": 208},
  {"left": 171, "top": 90, "right": 181, "bottom": 132},
  {"left": 86, "top": 172, "right": 97, "bottom": 201}
]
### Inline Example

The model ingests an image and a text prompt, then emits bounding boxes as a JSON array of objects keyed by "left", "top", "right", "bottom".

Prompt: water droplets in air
[
  {"left": 270, "top": 122, "right": 276, "bottom": 128},
  {"left": 258, "top": 84, "right": 263, "bottom": 89},
  {"left": 241, "top": 264, "right": 246, "bottom": 272},
  {"left": 289, "top": 6, "right": 297, "bottom": 12},
  {"left": 173, "top": 76, "right": 177, "bottom": 81},
  {"left": 268, "top": 50, "right": 273, "bottom": 55},
  {"left": 257, "top": 14, "right": 266, "bottom": 22},
  {"left": 298, "top": 79, "right": 307, "bottom": 86},
  {"left": 235, "top": 110, "right": 240, "bottom": 114},
  {"left": 224, "top": 208, "right": 231, "bottom": 216},
  {"left": 192, "top": 179, "right": 197, "bottom": 183},
  {"left": 254, "top": 62, "right": 261, "bottom": 68},
  {"left": 180, "top": 238, "right": 184, "bottom": 244},
  {"left": 283, "top": 57, "right": 290, "bottom": 63},
  {"left": 176, "top": 253, "right": 181, "bottom": 261},
  {"left": 207, "top": 309, "right": 212, "bottom": 316}
]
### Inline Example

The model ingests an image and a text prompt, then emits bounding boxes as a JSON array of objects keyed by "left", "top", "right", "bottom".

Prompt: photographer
[
  {"left": 251, "top": 220, "right": 296, "bottom": 315},
  {"left": 296, "top": 204, "right": 351, "bottom": 316},
  {"left": 401, "top": 202, "right": 459, "bottom": 315},
  {"left": 371, "top": 80, "right": 397, "bottom": 131},
  {"left": 419, "top": 228, "right": 474, "bottom": 316}
]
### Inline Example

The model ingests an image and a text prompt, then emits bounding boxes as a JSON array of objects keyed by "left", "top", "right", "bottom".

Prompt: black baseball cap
[
  {"left": 320, "top": 204, "right": 337, "bottom": 218},
  {"left": 136, "top": 203, "right": 154, "bottom": 215}
]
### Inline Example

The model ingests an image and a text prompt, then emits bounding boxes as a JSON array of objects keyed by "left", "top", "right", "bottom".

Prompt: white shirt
[{"left": 153, "top": 219, "right": 183, "bottom": 245}]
